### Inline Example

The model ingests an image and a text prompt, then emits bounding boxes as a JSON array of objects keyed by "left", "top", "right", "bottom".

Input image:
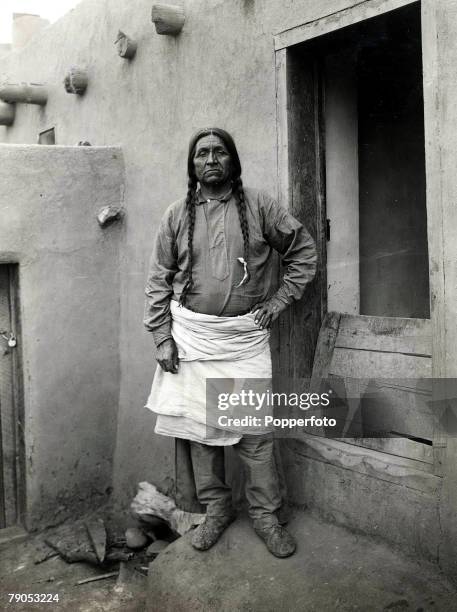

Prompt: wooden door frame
[
  {"left": 273, "top": 3, "right": 424, "bottom": 381},
  {"left": 273, "top": 0, "right": 445, "bottom": 485}
]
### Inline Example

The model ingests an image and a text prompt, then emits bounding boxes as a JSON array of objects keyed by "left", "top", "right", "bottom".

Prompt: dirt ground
[
  {"left": 148, "top": 511, "right": 457, "bottom": 612},
  {"left": 0, "top": 530, "right": 147, "bottom": 612},
  {"left": 3, "top": 509, "right": 457, "bottom": 611}
]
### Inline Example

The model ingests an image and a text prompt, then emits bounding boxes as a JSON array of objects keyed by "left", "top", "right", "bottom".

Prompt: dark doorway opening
[{"left": 288, "top": 1, "right": 428, "bottom": 321}]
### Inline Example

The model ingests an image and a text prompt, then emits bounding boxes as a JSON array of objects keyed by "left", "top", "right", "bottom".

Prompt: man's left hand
[{"left": 251, "top": 299, "right": 287, "bottom": 330}]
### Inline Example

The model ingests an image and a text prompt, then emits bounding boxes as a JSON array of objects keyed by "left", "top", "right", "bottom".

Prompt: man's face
[{"left": 193, "top": 134, "right": 232, "bottom": 186}]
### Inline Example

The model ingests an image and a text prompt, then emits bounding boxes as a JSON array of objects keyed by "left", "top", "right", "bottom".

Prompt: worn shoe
[
  {"left": 254, "top": 524, "right": 296, "bottom": 558},
  {"left": 191, "top": 515, "right": 236, "bottom": 551},
  {"left": 276, "top": 504, "right": 291, "bottom": 526}
]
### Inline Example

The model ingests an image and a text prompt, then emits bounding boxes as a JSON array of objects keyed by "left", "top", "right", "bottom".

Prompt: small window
[{"left": 38, "top": 127, "right": 55, "bottom": 145}]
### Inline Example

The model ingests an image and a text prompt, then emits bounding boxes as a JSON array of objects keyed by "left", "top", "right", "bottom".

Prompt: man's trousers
[{"left": 190, "top": 433, "right": 282, "bottom": 530}]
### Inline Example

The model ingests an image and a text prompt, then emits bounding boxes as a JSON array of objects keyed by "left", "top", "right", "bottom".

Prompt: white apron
[{"left": 145, "top": 301, "right": 272, "bottom": 445}]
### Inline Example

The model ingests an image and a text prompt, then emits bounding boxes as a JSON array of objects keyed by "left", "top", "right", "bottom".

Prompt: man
[{"left": 144, "top": 128, "right": 316, "bottom": 558}]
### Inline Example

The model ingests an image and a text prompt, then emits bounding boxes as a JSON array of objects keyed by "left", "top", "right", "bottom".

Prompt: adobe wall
[
  {"left": 0, "top": 145, "right": 124, "bottom": 529},
  {"left": 0, "top": 0, "right": 363, "bottom": 510}
]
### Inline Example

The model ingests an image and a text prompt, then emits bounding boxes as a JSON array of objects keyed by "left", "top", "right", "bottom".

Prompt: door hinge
[{"left": 326, "top": 218, "right": 331, "bottom": 241}]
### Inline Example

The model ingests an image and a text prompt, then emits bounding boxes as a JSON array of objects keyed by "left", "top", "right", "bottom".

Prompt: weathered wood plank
[
  {"left": 275, "top": 47, "right": 289, "bottom": 211},
  {"left": 421, "top": 0, "right": 457, "bottom": 573},
  {"left": 359, "top": 381, "right": 433, "bottom": 439},
  {"left": 274, "top": 0, "right": 419, "bottom": 50},
  {"left": 293, "top": 433, "right": 441, "bottom": 495},
  {"left": 289, "top": 50, "right": 322, "bottom": 381},
  {"left": 0, "top": 265, "right": 17, "bottom": 527},
  {"left": 421, "top": 0, "right": 448, "bottom": 478},
  {"left": 330, "top": 347, "right": 432, "bottom": 379},
  {"left": 310, "top": 313, "right": 433, "bottom": 460},
  {"left": 345, "top": 437, "right": 434, "bottom": 465},
  {"left": 307, "top": 312, "right": 341, "bottom": 436},
  {"left": 336, "top": 314, "right": 432, "bottom": 356},
  {"left": 274, "top": 49, "right": 291, "bottom": 382},
  {"left": 310, "top": 311, "right": 341, "bottom": 386}
]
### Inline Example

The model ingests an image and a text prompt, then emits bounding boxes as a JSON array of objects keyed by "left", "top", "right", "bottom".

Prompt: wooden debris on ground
[
  {"left": 45, "top": 521, "right": 99, "bottom": 565},
  {"left": 44, "top": 518, "right": 133, "bottom": 567},
  {"left": 76, "top": 571, "right": 118, "bottom": 586},
  {"left": 114, "top": 560, "right": 148, "bottom": 595},
  {"left": 85, "top": 518, "right": 107, "bottom": 563}
]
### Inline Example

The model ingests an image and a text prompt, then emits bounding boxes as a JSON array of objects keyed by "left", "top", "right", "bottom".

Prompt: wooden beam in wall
[{"left": 274, "top": 0, "right": 420, "bottom": 50}]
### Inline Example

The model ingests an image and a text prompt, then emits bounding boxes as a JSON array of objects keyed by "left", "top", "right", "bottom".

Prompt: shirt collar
[{"left": 196, "top": 186, "right": 233, "bottom": 205}]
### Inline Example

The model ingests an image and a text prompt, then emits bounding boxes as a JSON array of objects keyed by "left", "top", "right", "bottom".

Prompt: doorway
[
  {"left": 322, "top": 3, "right": 429, "bottom": 318},
  {"left": 278, "top": 2, "right": 435, "bottom": 468},
  {"left": 0, "top": 264, "right": 23, "bottom": 528}
]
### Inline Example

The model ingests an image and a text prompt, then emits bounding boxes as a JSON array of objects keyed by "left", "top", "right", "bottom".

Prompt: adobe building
[{"left": 1, "top": 0, "right": 457, "bottom": 584}]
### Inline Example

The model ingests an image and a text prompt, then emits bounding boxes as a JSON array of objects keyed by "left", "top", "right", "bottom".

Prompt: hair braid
[
  {"left": 179, "top": 178, "right": 197, "bottom": 306},
  {"left": 234, "top": 177, "right": 250, "bottom": 267}
]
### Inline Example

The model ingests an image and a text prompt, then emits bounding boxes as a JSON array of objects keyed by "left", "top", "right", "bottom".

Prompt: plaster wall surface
[
  {"left": 0, "top": 0, "right": 367, "bottom": 509},
  {"left": 0, "top": 145, "right": 124, "bottom": 529}
]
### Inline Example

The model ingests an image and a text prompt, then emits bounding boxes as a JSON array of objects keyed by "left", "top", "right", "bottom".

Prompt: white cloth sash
[
  {"left": 169, "top": 300, "right": 270, "bottom": 361},
  {"left": 145, "top": 301, "right": 272, "bottom": 441}
]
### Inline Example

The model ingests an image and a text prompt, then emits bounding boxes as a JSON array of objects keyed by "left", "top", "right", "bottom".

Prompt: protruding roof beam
[
  {"left": 64, "top": 68, "right": 88, "bottom": 95},
  {"left": 0, "top": 83, "right": 47, "bottom": 105},
  {"left": 115, "top": 30, "right": 137, "bottom": 59},
  {"left": 0, "top": 101, "right": 15, "bottom": 126},
  {"left": 151, "top": 4, "right": 185, "bottom": 35}
]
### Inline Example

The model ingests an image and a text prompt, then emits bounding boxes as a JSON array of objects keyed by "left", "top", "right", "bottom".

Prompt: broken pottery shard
[
  {"left": 146, "top": 539, "right": 169, "bottom": 557},
  {"left": 125, "top": 527, "right": 149, "bottom": 550},
  {"left": 97, "top": 205, "right": 123, "bottom": 227},
  {"left": 131, "top": 482, "right": 205, "bottom": 536},
  {"left": 85, "top": 518, "right": 107, "bottom": 563},
  {"left": 45, "top": 521, "right": 99, "bottom": 565}
]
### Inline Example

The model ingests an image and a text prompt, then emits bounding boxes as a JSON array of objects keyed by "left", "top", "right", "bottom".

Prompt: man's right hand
[{"left": 156, "top": 338, "right": 179, "bottom": 374}]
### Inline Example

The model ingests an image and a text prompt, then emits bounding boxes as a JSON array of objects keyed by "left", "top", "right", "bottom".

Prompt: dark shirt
[{"left": 144, "top": 187, "right": 317, "bottom": 346}]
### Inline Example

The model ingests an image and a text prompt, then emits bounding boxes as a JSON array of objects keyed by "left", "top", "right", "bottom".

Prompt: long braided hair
[{"left": 179, "top": 128, "right": 250, "bottom": 306}]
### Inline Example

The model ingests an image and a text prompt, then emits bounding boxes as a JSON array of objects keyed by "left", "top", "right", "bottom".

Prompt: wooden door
[{"left": 0, "top": 265, "right": 20, "bottom": 528}]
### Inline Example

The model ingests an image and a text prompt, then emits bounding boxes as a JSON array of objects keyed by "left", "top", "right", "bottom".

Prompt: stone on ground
[{"left": 148, "top": 512, "right": 457, "bottom": 611}]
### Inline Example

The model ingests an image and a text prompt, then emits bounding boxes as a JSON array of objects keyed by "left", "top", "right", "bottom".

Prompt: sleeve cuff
[
  {"left": 147, "top": 321, "right": 173, "bottom": 348},
  {"left": 270, "top": 291, "right": 293, "bottom": 308}
]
